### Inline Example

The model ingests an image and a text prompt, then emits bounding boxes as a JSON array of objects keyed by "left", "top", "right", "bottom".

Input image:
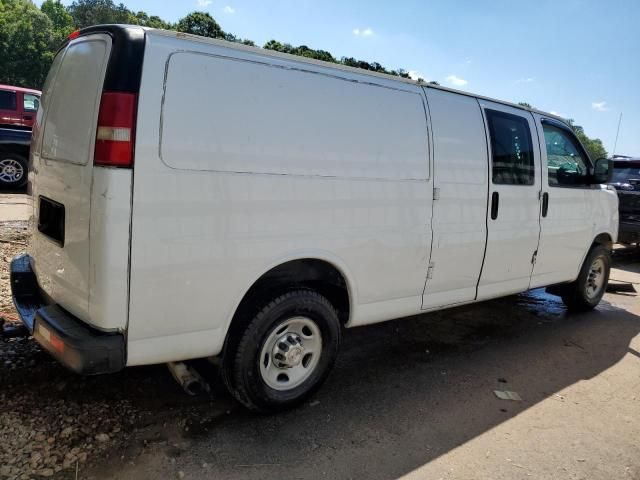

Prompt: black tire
[
  {"left": 0, "top": 153, "right": 28, "bottom": 189},
  {"left": 561, "top": 245, "right": 611, "bottom": 312},
  {"left": 223, "top": 290, "right": 341, "bottom": 413}
]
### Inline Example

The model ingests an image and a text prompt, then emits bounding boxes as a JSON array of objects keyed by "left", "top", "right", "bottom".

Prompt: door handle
[
  {"left": 491, "top": 191, "right": 499, "bottom": 220},
  {"left": 542, "top": 192, "right": 549, "bottom": 217}
]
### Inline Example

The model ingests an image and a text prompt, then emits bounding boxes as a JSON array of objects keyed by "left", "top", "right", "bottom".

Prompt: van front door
[
  {"left": 477, "top": 101, "right": 542, "bottom": 299},
  {"left": 529, "top": 115, "right": 594, "bottom": 287}
]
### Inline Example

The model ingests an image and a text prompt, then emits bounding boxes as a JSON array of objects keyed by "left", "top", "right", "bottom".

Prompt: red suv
[{"left": 0, "top": 84, "right": 41, "bottom": 129}]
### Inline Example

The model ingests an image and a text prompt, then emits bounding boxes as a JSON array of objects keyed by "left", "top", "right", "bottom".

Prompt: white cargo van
[{"left": 11, "top": 25, "right": 617, "bottom": 412}]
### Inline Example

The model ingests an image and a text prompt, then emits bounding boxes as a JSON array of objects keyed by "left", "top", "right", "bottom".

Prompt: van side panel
[
  {"left": 126, "top": 33, "right": 432, "bottom": 364},
  {"left": 160, "top": 52, "right": 429, "bottom": 180},
  {"left": 421, "top": 89, "right": 489, "bottom": 309}
]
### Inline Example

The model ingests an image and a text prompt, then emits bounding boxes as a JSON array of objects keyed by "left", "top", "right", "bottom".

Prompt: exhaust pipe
[{"left": 166, "top": 361, "right": 210, "bottom": 396}]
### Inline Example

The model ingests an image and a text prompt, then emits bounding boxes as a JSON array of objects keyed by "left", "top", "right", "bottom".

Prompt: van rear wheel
[
  {"left": 224, "top": 290, "right": 341, "bottom": 413},
  {"left": 560, "top": 245, "right": 611, "bottom": 312}
]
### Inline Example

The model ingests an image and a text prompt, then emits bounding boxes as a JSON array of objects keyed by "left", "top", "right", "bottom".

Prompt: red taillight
[{"left": 94, "top": 91, "right": 136, "bottom": 168}]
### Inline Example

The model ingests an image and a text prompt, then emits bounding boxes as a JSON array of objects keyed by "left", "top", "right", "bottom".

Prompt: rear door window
[
  {"left": 42, "top": 37, "right": 110, "bottom": 164},
  {"left": 486, "top": 109, "right": 535, "bottom": 185},
  {"left": 0, "top": 90, "right": 17, "bottom": 110}
]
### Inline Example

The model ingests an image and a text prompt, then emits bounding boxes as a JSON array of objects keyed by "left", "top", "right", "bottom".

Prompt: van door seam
[
  {"left": 474, "top": 99, "right": 491, "bottom": 300},
  {"left": 419, "top": 86, "right": 436, "bottom": 308}
]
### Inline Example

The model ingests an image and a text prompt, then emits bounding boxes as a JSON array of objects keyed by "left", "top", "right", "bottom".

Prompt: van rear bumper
[{"left": 10, "top": 253, "right": 125, "bottom": 375}]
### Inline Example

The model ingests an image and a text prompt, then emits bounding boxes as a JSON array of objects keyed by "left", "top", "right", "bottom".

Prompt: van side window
[
  {"left": 542, "top": 123, "right": 590, "bottom": 187},
  {"left": 0, "top": 90, "right": 17, "bottom": 111},
  {"left": 486, "top": 109, "right": 534, "bottom": 185}
]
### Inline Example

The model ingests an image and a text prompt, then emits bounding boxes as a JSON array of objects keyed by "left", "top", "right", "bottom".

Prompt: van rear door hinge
[
  {"left": 433, "top": 188, "right": 441, "bottom": 201},
  {"left": 427, "top": 262, "right": 435, "bottom": 279},
  {"left": 531, "top": 250, "right": 538, "bottom": 265}
]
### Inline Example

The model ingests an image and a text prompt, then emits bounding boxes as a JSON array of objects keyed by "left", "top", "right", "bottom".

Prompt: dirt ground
[{"left": 1, "top": 215, "right": 639, "bottom": 480}]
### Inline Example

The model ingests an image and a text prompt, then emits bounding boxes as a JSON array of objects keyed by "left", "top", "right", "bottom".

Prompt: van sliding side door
[{"left": 476, "top": 101, "right": 542, "bottom": 299}]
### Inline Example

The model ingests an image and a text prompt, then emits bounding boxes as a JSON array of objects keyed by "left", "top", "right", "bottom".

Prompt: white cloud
[
  {"left": 353, "top": 27, "right": 374, "bottom": 37},
  {"left": 516, "top": 77, "right": 535, "bottom": 84},
  {"left": 445, "top": 74, "right": 468, "bottom": 87},
  {"left": 196, "top": 0, "right": 212, "bottom": 6},
  {"left": 550, "top": 110, "right": 566, "bottom": 118},
  {"left": 408, "top": 70, "right": 427, "bottom": 81},
  {"left": 591, "top": 101, "right": 609, "bottom": 112},
  {"left": 223, "top": 5, "right": 235, "bottom": 13}
]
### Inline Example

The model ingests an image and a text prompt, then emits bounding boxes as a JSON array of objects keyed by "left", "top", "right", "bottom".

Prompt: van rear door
[{"left": 30, "top": 34, "right": 112, "bottom": 322}]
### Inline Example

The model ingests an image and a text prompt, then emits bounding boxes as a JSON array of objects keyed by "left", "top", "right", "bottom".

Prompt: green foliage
[
  {"left": 0, "top": 0, "right": 55, "bottom": 88},
  {"left": 518, "top": 102, "right": 608, "bottom": 160},
  {"left": 263, "top": 39, "right": 411, "bottom": 79},
  {"left": 176, "top": 11, "right": 224, "bottom": 39},
  {"left": 41, "top": 0, "right": 74, "bottom": 46},
  {"left": 132, "top": 10, "right": 172, "bottom": 29},
  {"left": 264, "top": 40, "right": 337, "bottom": 63},
  {"left": 68, "top": 0, "right": 131, "bottom": 28},
  {"left": 223, "top": 32, "right": 255, "bottom": 46},
  {"left": 566, "top": 119, "right": 608, "bottom": 160}
]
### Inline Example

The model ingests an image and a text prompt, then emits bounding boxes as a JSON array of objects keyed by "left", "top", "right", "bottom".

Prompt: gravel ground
[
  {"left": 0, "top": 224, "right": 141, "bottom": 479},
  {"left": 0, "top": 221, "right": 229, "bottom": 480},
  {"left": 1, "top": 220, "right": 639, "bottom": 480}
]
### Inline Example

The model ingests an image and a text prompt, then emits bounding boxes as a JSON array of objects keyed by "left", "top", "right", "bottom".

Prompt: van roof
[
  {"left": 144, "top": 27, "right": 567, "bottom": 125},
  {"left": 0, "top": 84, "right": 41, "bottom": 95}
]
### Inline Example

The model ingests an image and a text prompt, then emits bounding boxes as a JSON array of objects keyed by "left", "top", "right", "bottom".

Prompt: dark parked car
[
  {"left": 0, "top": 127, "right": 31, "bottom": 189},
  {"left": 610, "top": 155, "right": 640, "bottom": 244}
]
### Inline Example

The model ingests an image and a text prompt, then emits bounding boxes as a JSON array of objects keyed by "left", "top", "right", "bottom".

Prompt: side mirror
[{"left": 592, "top": 158, "right": 612, "bottom": 184}]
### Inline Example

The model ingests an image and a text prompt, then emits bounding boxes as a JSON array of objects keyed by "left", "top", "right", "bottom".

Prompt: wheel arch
[
  {"left": 221, "top": 254, "right": 355, "bottom": 359},
  {"left": 0, "top": 143, "right": 30, "bottom": 159},
  {"left": 592, "top": 232, "right": 613, "bottom": 251}
]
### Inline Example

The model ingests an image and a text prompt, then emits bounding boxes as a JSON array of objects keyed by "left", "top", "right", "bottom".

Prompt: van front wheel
[
  {"left": 561, "top": 245, "right": 611, "bottom": 312},
  {"left": 224, "top": 290, "right": 341, "bottom": 413}
]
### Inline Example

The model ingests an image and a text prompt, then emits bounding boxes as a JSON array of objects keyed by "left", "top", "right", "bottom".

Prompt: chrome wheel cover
[
  {"left": 585, "top": 257, "right": 606, "bottom": 299},
  {"left": 0, "top": 158, "right": 24, "bottom": 184},
  {"left": 259, "top": 316, "right": 322, "bottom": 391}
]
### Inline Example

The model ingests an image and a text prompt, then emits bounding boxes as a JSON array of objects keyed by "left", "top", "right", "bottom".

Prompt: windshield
[{"left": 612, "top": 163, "right": 640, "bottom": 183}]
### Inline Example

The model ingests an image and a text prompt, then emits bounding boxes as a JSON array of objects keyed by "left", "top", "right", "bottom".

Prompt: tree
[
  {"left": 132, "top": 11, "right": 172, "bottom": 30},
  {"left": 0, "top": 0, "right": 55, "bottom": 88},
  {"left": 518, "top": 102, "right": 607, "bottom": 160},
  {"left": 41, "top": 0, "right": 75, "bottom": 46},
  {"left": 566, "top": 119, "right": 608, "bottom": 160},
  {"left": 67, "top": 0, "right": 132, "bottom": 29},
  {"left": 176, "top": 12, "right": 224, "bottom": 39}
]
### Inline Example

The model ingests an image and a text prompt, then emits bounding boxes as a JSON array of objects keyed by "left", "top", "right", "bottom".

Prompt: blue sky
[{"left": 42, "top": 0, "right": 640, "bottom": 155}]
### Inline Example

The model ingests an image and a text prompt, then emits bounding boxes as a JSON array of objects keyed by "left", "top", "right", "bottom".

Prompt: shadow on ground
[
  {"left": 2, "top": 247, "right": 639, "bottom": 479},
  {"left": 83, "top": 286, "right": 640, "bottom": 480}
]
